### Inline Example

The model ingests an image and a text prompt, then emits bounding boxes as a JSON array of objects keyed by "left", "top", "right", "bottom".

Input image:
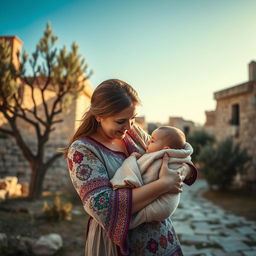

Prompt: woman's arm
[
  {"left": 67, "top": 143, "right": 131, "bottom": 254},
  {"left": 132, "top": 153, "right": 182, "bottom": 214}
]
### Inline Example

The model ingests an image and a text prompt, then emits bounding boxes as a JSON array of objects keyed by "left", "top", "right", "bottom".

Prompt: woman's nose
[{"left": 125, "top": 120, "right": 132, "bottom": 130}]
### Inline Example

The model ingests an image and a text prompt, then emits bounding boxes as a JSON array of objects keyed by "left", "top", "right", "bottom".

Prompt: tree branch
[
  {"left": 5, "top": 104, "right": 39, "bottom": 128},
  {"left": 40, "top": 83, "right": 50, "bottom": 122},
  {"left": 23, "top": 107, "right": 47, "bottom": 126},
  {"left": 26, "top": 82, "right": 39, "bottom": 117},
  {"left": 44, "top": 152, "right": 63, "bottom": 170},
  {"left": 2, "top": 111, "right": 34, "bottom": 162},
  {"left": 52, "top": 119, "right": 63, "bottom": 125}
]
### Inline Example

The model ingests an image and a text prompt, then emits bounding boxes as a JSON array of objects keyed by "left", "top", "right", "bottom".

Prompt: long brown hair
[{"left": 62, "top": 79, "right": 140, "bottom": 158}]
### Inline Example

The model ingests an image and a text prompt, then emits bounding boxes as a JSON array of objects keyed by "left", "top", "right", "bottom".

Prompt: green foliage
[
  {"left": 0, "top": 39, "right": 18, "bottom": 104},
  {"left": 198, "top": 137, "right": 251, "bottom": 190},
  {"left": 187, "top": 129, "right": 215, "bottom": 163},
  {"left": 42, "top": 194, "right": 72, "bottom": 221}
]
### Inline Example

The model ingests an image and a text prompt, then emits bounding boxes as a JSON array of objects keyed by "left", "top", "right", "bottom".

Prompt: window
[
  {"left": 183, "top": 126, "right": 190, "bottom": 136},
  {"left": 230, "top": 104, "right": 240, "bottom": 125}
]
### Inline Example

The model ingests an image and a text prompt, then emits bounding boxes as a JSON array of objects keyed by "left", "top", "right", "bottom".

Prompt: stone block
[
  {"left": 180, "top": 234, "right": 210, "bottom": 246},
  {"left": 213, "top": 238, "right": 250, "bottom": 252},
  {"left": 0, "top": 190, "right": 8, "bottom": 200}
]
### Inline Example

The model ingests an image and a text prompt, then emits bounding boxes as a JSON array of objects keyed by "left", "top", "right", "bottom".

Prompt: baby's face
[{"left": 146, "top": 129, "right": 168, "bottom": 153}]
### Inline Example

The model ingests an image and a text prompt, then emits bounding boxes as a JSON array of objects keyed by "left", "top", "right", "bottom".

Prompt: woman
[{"left": 64, "top": 79, "right": 197, "bottom": 256}]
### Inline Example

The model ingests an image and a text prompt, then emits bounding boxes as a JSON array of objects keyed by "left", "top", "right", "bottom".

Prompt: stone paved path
[{"left": 172, "top": 179, "right": 256, "bottom": 256}]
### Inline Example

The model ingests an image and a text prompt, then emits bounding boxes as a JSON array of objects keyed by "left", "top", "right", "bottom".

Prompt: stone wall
[
  {"left": 0, "top": 137, "right": 69, "bottom": 192},
  {"left": 205, "top": 81, "right": 256, "bottom": 182},
  {"left": 168, "top": 117, "right": 198, "bottom": 136},
  {"left": 0, "top": 83, "right": 93, "bottom": 192}
]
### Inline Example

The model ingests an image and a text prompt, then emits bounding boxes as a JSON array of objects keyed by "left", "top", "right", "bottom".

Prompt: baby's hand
[{"left": 130, "top": 152, "right": 141, "bottom": 159}]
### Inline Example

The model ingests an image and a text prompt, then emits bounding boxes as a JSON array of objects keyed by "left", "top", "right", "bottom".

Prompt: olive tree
[{"left": 0, "top": 24, "right": 91, "bottom": 199}]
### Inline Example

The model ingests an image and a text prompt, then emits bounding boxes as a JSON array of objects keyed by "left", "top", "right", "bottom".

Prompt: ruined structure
[
  {"left": 205, "top": 61, "right": 256, "bottom": 182},
  {"left": 168, "top": 116, "right": 197, "bottom": 136}
]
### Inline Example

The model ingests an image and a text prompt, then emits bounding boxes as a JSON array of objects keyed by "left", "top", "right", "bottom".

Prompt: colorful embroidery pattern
[
  {"left": 146, "top": 238, "right": 158, "bottom": 253},
  {"left": 93, "top": 191, "right": 109, "bottom": 210},
  {"left": 160, "top": 235, "right": 167, "bottom": 249},
  {"left": 167, "top": 231, "right": 174, "bottom": 244},
  {"left": 73, "top": 150, "right": 84, "bottom": 164},
  {"left": 67, "top": 158, "right": 73, "bottom": 171},
  {"left": 79, "top": 178, "right": 111, "bottom": 202},
  {"left": 75, "top": 164, "right": 92, "bottom": 181},
  {"left": 107, "top": 188, "right": 131, "bottom": 254},
  {"left": 68, "top": 142, "right": 132, "bottom": 255}
]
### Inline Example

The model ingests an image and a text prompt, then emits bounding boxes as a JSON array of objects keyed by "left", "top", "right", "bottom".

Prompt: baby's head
[{"left": 146, "top": 126, "right": 186, "bottom": 153}]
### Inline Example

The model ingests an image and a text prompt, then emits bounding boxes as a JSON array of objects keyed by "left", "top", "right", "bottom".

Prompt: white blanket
[{"left": 111, "top": 143, "right": 193, "bottom": 229}]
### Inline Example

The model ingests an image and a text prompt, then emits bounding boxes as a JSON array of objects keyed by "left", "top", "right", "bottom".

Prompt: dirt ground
[
  {"left": 0, "top": 193, "right": 88, "bottom": 256},
  {"left": 1, "top": 185, "right": 255, "bottom": 255},
  {"left": 203, "top": 188, "right": 256, "bottom": 221}
]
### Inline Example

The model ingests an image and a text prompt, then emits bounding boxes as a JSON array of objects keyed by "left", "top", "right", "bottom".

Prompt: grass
[{"left": 202, "top": 187, "right": 256, "bottom": 221}]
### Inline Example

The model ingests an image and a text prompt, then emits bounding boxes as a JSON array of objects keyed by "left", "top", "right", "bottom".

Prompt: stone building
[
  {"left": 135, "top": 116, "right": 147, "bottom": 131},
  {"left": 205, "top": 61, "right": 256, "bottom": 182},
  {"left": 168, "top": 116, "right": 197, "bottom": 136},
  {"left": 0, "top": 36, "right": 93, "bottom": 191}
]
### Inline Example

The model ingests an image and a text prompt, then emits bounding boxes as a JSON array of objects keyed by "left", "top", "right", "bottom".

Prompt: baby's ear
[{"left": 163, "top": 146, "right": 170, "bottom": 149}]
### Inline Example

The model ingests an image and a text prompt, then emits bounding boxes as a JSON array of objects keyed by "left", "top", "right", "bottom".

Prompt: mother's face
[{"left": 97, "top": 104, "right": 137, "bottom": 140}]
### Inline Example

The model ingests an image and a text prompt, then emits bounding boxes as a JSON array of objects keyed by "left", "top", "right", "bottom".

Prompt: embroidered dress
[{"left": 67, "top": 126, "right": 197, "bottom": 256}]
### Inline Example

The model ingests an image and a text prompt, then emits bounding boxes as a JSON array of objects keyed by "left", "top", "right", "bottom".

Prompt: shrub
[
  {"left": 42, "top": 194, "right": 72, "bottom": 221},
  {"left": 187, "top": 129, "right": 215, "bottom": 164},
  {"left": 198, "top": 137, "right": 251, "bottom": 190}
]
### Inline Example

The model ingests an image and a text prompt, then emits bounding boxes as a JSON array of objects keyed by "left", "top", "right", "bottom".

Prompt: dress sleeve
[
  {"left": 67, "top": 143, "right": 132, "bottom": 254},
  {"left": 183, "top": 163, "right": 198, "bottom": 185}
]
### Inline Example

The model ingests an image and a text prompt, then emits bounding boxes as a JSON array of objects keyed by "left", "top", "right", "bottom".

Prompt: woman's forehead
[{"left": 113, "top": 104, "right": 137, "bottom": 119}]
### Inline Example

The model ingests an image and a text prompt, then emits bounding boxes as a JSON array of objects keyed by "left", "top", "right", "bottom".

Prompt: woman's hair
[{"left": 62, "top": 79, "right": 140, "bottom": 158}]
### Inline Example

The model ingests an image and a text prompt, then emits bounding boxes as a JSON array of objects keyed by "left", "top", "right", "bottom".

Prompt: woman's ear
[{"left": 95, "top": 116, "right": 101, "bottom": 122}]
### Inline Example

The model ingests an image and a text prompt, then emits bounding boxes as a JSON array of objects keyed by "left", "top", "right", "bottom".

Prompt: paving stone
[
  {"left": 210, "top": 249, "right": 229, "bottom": 256},
  {"left": 180, "top": 234, "right": 210, "bottom": 245},
  {"left": 219, "top": 218, "right": 236, "bottom": 225},
  {"left": 180, "top": 245, "right": 197, "bottom": 255},
  {"left": 225, "top": 253, "right": 243, "bottom": 256},
  {"left": 243, "top": 251, "right": 256, "bottom": 256},
  {"left": 205, "top": 213, "right": 222, "bottom": 220},
  {"left": 193, "top": 248, "right": 216, "bottom": 256},
  {"left": 191, "top": 221, "right": 211, "bottom": 229},
  {"left": 175, "top": 225, "right": 195, "bottom": 235},
  {"left": 236, "top": 226, "right": 256, "bottom": 235},
  {"left": 213, "top": 239, "right": 250, "bottom": 252},
  {"left": 194, "top": 227, "right": 220, "bottom": 235},
  {"left": 207, "top": 224, "right": 223, "bottom": 230},
  {"left": 192, "top": 216, "right": 213, "bottom": 222},
  {"left": 176, "top": 180, "right": 256, "bottom": 254},
  {"left": 247, "top": 234, "right": 256, "bottom": 242}
]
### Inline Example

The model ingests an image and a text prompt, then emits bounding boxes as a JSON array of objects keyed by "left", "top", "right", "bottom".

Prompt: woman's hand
[
  {"left": 159, "top": 153, "right": 183, "bottom": 194},
  {"left": 180, "top": 163, "right": 193, "bottom": 181},
  {"left": 130, "top": 152, "right": 142, "bottom": 159}
]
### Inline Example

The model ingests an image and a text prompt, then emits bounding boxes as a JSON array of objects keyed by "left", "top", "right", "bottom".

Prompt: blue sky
[{"left": 1, "top": 0, "right": 256, "bottom": 124}]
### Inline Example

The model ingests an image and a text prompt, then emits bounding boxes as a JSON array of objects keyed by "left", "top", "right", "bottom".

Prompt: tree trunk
[{"left": 29, "top": 162, "right": 47, "bottom": 200}]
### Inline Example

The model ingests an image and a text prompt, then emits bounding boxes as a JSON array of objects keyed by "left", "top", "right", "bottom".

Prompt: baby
[{"left": 111, "top": 126, "right": 193, "bottom": 229}]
